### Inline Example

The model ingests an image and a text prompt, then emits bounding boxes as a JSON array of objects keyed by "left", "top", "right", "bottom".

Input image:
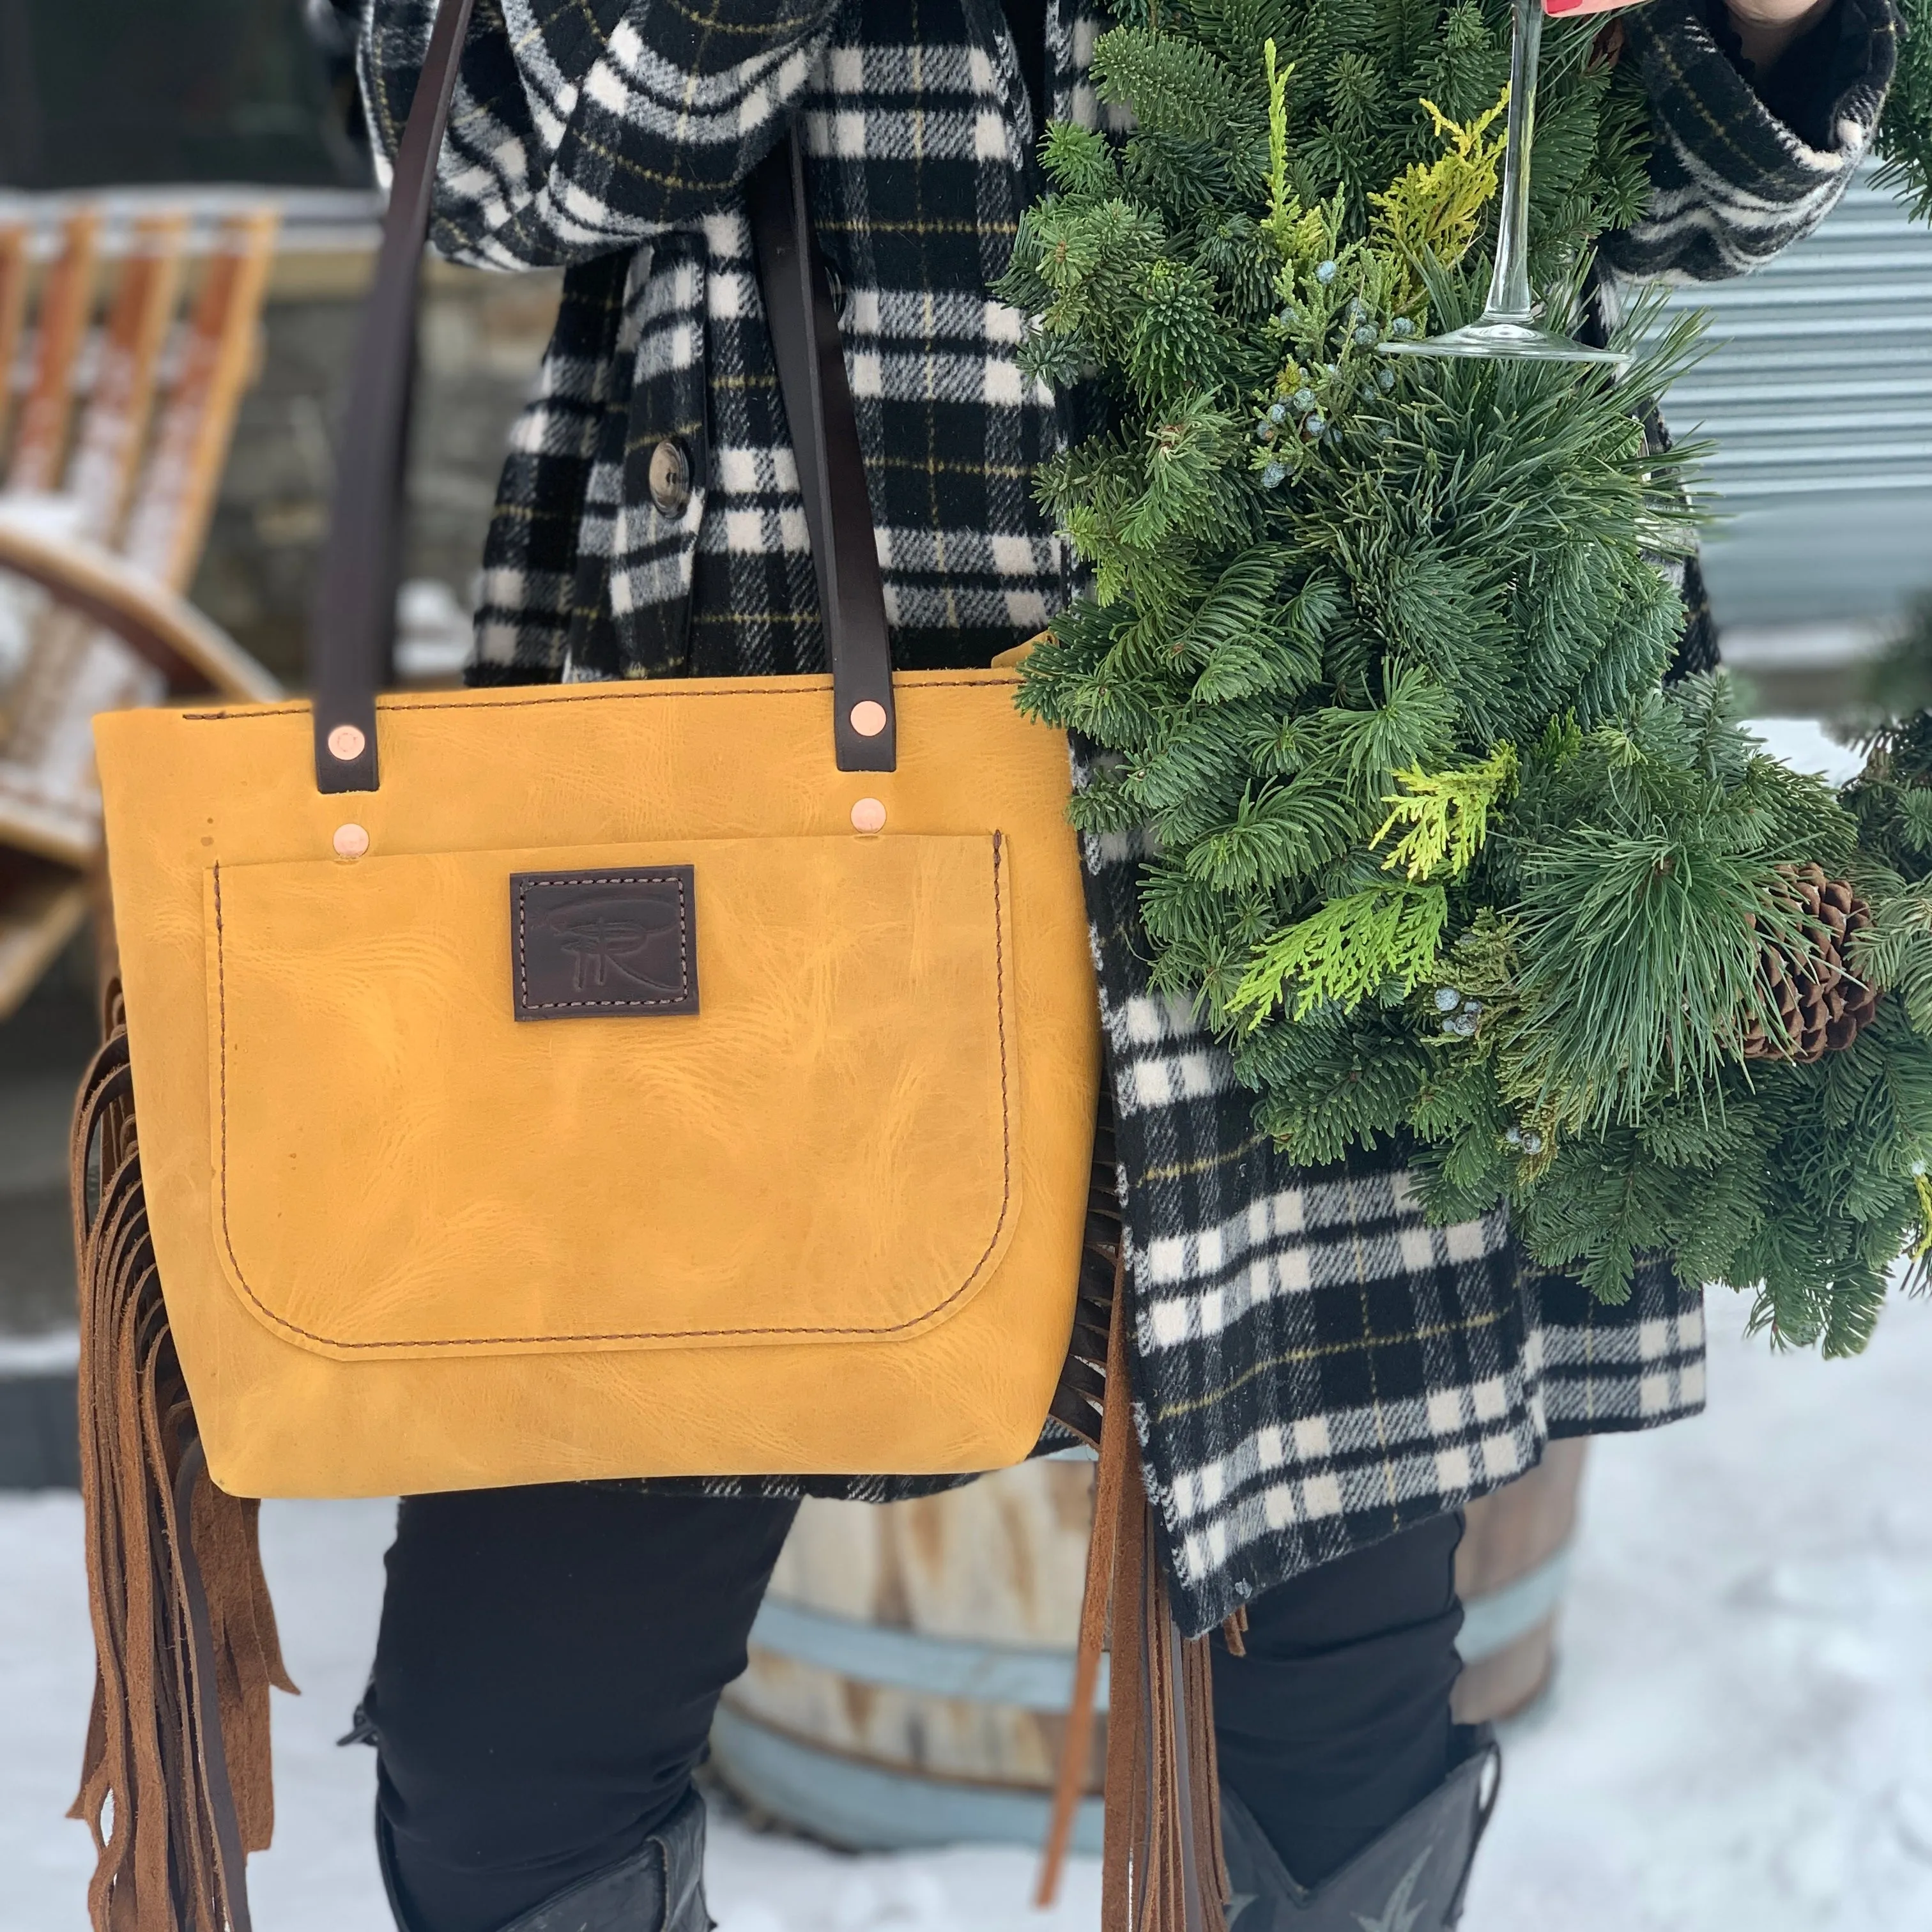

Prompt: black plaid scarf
[{"left": 361, "top": 0, "right": 1895, "bottom": 1632}]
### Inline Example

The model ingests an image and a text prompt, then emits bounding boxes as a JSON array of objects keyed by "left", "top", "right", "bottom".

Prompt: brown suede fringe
[
  {"left": 67, "top": 1009, "right": 1215, "bottom": 1931},
  {"left": 1038, "top": 1241, "right": 1229, "bottom": 1932},
  {"left": 70, "top": 992, "right": 292, "bottom": 1932},
  {"left": 1046, "top": 1102, "right": 1120, "bottom": 1449}
]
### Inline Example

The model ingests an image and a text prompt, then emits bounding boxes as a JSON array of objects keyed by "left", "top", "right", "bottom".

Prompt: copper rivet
[
  {"left": 326, "top": 723, "right": 366, "bottom": 761},
  {"left": 332, "top": 822, "right": 371, "bottom": 859},
  {"left": 850, "top": 699, "right": 888, "bottom": 738},
  {"left": 850, "top": 797, "right": 887, "bottom": 834}
]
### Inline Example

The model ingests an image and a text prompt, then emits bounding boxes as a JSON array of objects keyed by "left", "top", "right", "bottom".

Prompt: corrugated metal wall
[{"left": 1652, "top": 166, "right": 1932, "bottom": 630}]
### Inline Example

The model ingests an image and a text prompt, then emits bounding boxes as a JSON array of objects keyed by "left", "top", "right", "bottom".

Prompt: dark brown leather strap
[
  {"left": 310, "top": 0, "right": 477, "bottom": 793},
  {"left": 747, "top": 130, "right": 898, "bottom": 772},
  {"left": 309, "top": 0, "right": 896, "bottom": 790}
]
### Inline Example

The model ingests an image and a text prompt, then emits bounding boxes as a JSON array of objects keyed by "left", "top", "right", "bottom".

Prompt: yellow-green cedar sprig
[
  {"left": 1368, "top": 91, "right": 1508, "bottom": 312},
  {"left": 1230, "top": 883, "right": 1450, "bottom": 1023},
  {"left": 1373, "top": 744, "right": 1519, "bottom": 881}
]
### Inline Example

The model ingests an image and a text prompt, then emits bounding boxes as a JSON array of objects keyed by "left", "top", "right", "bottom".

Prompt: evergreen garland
[{"left": 999, "top": 0, "right": 1932, "bottom": 1355}]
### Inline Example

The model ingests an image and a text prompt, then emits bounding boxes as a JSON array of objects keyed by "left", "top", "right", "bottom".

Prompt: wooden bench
[{"left": 0, "top": 205, "right": 281, "bottom": 1014}]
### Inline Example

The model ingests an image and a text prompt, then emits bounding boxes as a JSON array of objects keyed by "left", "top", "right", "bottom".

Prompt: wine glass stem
[{"left": 1485, "top": 0, "right": 1543, "bottom": 325}]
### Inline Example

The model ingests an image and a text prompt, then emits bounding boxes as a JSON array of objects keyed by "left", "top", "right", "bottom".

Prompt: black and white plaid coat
[{"left": 361, "top": 0, "right": 1898, "bottom": 1634}]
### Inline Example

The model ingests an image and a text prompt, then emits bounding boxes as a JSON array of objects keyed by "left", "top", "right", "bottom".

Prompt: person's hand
[{"left": 1724, "top": 0, "right": 1836, "bottom": 75}]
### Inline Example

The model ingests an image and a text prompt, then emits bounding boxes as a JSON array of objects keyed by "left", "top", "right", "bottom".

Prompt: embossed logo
[{"left": 510, "top": 867, "right": 698, "bottom": 1019}]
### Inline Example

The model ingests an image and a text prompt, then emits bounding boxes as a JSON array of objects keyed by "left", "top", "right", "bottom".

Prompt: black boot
[
  {"left": 1220, "top": 1724, "right": 1500, "bottom": 1931},
  {"left": 378, "top": 1786, "right": 711, "bottom": 1932}
]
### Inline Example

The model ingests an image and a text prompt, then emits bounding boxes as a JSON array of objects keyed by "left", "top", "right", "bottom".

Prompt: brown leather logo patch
[{"left": 510, "top": 868, "right": 698, "bottom": 1020}]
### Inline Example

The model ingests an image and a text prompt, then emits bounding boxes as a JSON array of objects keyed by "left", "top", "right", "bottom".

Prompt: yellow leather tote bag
[{"left": 83, "top": 0, "right": 1099, "bottom": 1503}]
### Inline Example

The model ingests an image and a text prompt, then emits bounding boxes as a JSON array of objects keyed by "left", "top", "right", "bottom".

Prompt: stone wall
[{"left": 188, "top": 252, "right": 564, "bottom": 687}]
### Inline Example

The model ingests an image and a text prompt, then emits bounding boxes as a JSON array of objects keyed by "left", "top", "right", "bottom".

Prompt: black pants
[{"left": 367, "top": 1487, "right": 1464, "bottom": 1932}]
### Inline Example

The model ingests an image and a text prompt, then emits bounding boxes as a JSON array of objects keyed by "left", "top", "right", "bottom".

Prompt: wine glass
[{"left": 1380, "top": 0, "right": 1628, "bottom": 367}]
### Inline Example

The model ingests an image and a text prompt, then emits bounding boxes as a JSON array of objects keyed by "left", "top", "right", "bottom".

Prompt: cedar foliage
[{"left": 998, "top": 0, "right": 1932, "bottom": 1354}]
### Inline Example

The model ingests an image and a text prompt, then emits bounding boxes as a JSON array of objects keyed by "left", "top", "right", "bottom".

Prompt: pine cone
[{"left": 1741, "top": 864, "right": 1881, "bottom": 1064}]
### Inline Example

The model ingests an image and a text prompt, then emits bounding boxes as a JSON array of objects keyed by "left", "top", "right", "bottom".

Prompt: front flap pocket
[{"left": 206, "top": 834, "right": 1018, "bottom": 1358}]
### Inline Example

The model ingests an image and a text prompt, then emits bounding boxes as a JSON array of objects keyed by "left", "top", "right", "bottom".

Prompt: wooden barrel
[
  {"left": 1452, "top": 1438, "right": 1589, "bottom": 1724},
  {"left": 712, "top": 1455, "right": 1107, "bottom": 1853},
  {"left": 712, "top": 1443, "right": 1586, "bottom": 1851}
]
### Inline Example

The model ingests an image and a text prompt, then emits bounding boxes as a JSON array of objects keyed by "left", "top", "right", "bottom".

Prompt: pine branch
[{"left": 1874, "top": 0, "right": 1932, "bottom": 222}]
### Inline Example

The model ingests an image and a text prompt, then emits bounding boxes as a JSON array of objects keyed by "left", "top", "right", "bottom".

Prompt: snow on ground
[
  {"left": 6, "top": 1291, "right": 1932, "bottom": 1931},
  {"left": 1743, "top": 717, "right": 1867, "bottom": 790}
]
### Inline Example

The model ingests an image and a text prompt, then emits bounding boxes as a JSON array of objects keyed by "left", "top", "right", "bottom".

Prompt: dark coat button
[{"left": 648, "top": 439, "right": 691, "bottom": 516}]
